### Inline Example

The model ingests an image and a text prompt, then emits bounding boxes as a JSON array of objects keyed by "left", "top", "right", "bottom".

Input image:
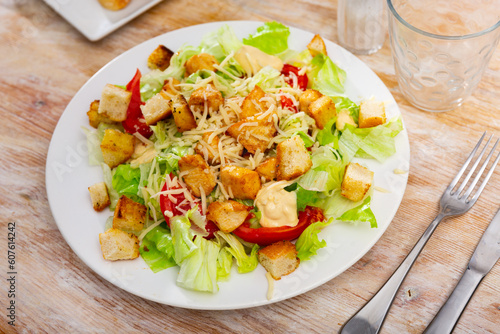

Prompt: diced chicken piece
[
  {"left": 359, "top": 100, "right": 386, "bottom": 128},
  {"left": 87, "top": 100, "right": 116, "bottom": 128},
  {"left": 206, "top": 200, "right": 252, "bottom": 233},
  {"left": 171, "top": 94, "right": 197, "bottom": 133},
  {"left": 336, "top": 109, "right": 357, "bottom": 131},
  {"left": 97, "top": 84, "right": 132, "bottom": 122},
  {"left": 99, "top": 228, "right": 139, "bottom": 261},
  {"left": 112, "top": 195, "right": 147, "bottom": 233},
  {"left": 178, "top": 154, "right": 216, "bottom": 198},
  {"left": 141, "top": 91, "right": 172, "bottom": 125},
  {"left": 195, "top": 132, "right": 220, "bottom": 164},
  {"left": 220, "top": 165, "right": 261, "bottom": 200},
  {"left": 226, "top": 117, "right": 276, "bottom": 154},
  {"left": 307, "top": 95, "right": 337, "bottom": 129},
  {"left": 240, "top": 85, "right": 267, "bottom": 119},
  {"left": 161, "top": 78, "right": 181, "bottom": 98},
  {"left": 257, "top": 241, "right": 300, "bottom": 280},
  {"left": 341, "top": 162, "right": 374, "bottom": 202},
  {"left": 299, "top": 89, "right": 322, "bottom": 113},
  {"left": 100, "top": 129, "right": 135, "bottom": 168},
  {"left": 307, "top": 34, "right": 328, "bottom": 57},
  {"left": 188, "top": 85, "right": 224, "bottom": 113},
  {"left": 185, "top": 53, "right": 219, "bottom": 76},
  {"left": 276, "top": 136, "right": 312, "bottom": 181},
  {"left": 88, "top": 182, "right": 110, "bottom": 212},
  {"left": 255, "top": 157, "right": 277, "bottom": 182},
  {"left": 147, "top": 44, "right": 174, "bottom": 71}
]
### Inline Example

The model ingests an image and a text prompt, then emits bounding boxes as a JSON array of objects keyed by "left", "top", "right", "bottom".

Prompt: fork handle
[
  {"left": 423, "top": 268, "right": 484, "bottom": 334},
  {"left": 341, "top": 213, "right": 447, "bottom": 334}
]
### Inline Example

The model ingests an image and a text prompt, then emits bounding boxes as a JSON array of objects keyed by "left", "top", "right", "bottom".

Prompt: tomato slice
[
  {"left": 159, "top": 175, "right": 218, "bottom": 239},
  {"left": 281, "top": 64, "right": 308, "bottom": 91},
  {"left": 280, "top": 95, "right": 298, "bottom": 113},
  {"left": 233, "top": 206, "right": 325, "bottom": 246},
  {"left": 122, "top": 69, "right": 153, "bottom": 138}
]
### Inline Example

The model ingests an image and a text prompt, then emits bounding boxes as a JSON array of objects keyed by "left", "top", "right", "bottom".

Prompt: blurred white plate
[
  {"left": 44, "top": 0, "right": 163, "bottom": 41},
  {"left": 46, "top": 21, "right": 410, "bottom": 310}
]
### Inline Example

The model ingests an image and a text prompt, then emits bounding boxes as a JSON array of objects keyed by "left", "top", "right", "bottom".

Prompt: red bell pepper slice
[{"left": 122, "top": 69, "right": 153, "bottom": 138}]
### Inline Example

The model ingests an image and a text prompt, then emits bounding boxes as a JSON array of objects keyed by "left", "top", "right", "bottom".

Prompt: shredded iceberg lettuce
[
  {"left": 296, "top": 217, "right": 334, "bottom": 261},
  {"left": 243, "top": 21, "right": 290, "bottom": 55}
]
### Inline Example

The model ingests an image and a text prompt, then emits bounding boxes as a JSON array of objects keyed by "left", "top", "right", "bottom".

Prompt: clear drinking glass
[
  {"left": 387, "top": 0, "right": 500, "bottom": 112},
  {"left": 337, "top": 0, "right": 387, "bottom": 55}
]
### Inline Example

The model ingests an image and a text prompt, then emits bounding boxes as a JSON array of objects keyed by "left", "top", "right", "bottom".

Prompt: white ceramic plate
[
  {"left": 46, "top": 21, "right": 410, "bottom": 310},
  {"left": 44, "top": 0, "right": 163, "bottom": 41}
]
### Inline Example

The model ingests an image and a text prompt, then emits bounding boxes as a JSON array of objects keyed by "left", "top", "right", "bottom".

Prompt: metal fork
[{"left": 341, "top": 132, "right": 500, "bottom": 334}]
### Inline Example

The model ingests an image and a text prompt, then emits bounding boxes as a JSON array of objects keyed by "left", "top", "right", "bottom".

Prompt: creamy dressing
[
  {"left": 234, "top": 45, "right": 284, "bottom": 77},
  {"left": 255, "top": 182, "right": 298, "bottom": 228}
]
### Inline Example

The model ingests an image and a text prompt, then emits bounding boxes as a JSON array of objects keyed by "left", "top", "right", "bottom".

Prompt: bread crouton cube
[
  {"left": 255, "top": 157, "right": 277, "bottom": 182},
  {"left": 336, "top": 110, "right": 357, "bottom": 131},
  {"left": 299, "top": 89, "right": 322, "bottom": 113},
  {"left": 220, "top": 165, "right": 261, "bottom": 200},
  {"left": 240, "top": 85, "right": 267, "bottom": 119},
  {"left": 185, "top": 53, "right": 219, "bottom": 76},
  {"left": 147, "top": 44, "right": 174, "bottom": 71},
  {"left": 88, "top": 182, "right": 110, "bottom": 211},
  {"left": 100, "top": 129, "right": 135, "bottom": 168},
  {"left": 195, "top": 132, "right": 220, "bottom": 164},
  {"left": 98, "top": 0, "right": 130, "bottom": 11},
  {"left": 97, "top": 84, "right": 131, "bottom": 122},
  {"left": 188, "top": 85, "right": 224, "bottom": 113},
  {"left": 276, "top": 136, "right": 312, "bottom": 181},
  {"left": 161, "top": 78, "right": 181, "bottom": 98},
  {"left": 87, "top": 100, "right": 116, "bottom": 128},
  {"left": 178, "top": 154, "right": 216, "bottom": 198},
  {"left": 359, "top": 100, "right": 386, "bottom": 128},
  {"left": 307, "top": 34, "right": 328, "bottom": 57},
  {"left": 257, "top": 241, "right": 300, "bottom": 279},
  {"left": 226, "top": 118, "right": 276, "bottom": 154},
  {"left": 341, "top": 163, "right": 374, "bottom": 202},
  {"left": 307, "top": 95, "right": 337, "bottom": 129},
  {"left": 141, "top": 91, "right": 172, "bottom": 125},
  {"left": 172, "top": 94, "right": 197, "bottom": 133},
  {"left": 207, "top": 200, "right": 251, "bottom": 233},
  {"left": 99, "top": 228, "right": 140, "bottom": 261},
  {"left": 112, "top": 195, "right": 147, "bottom": 233}
]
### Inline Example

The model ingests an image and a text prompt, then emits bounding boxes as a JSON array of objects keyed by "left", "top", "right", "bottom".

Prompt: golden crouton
[
  {"left": 226, "top": 118, "right": 277, "bottom": 154},
  {"left": 207, "top": 200, "right": 252, "bottom": 233},
  {"left": 172, "top": 94, "right": 197, "bottom": 133},
  {"left": 97, "top": 84, "right": 132, "bottom": 122},
  {"left": 100, "top": 129, "right": 135, "bottom": 168},
  {"left": 87, "top": 100, "right": 116, "bottom": 128},
  {"left": 359, "top": 100, "right": 386, "bottom": 128},
  {"left": 257, "top": 241, "right": 300, "bottom": 279},
  {"left": 255, "top": 157, "right": 277, "bottom": 182},
  {"left": 161, "top": 78, "right": 181, "bottom": 98},
  {"left": 341, "top": 163, "right": 374, "bottom": 202},
  {"left": 88, "top": 182, "right": 110, "bottom": 211},
  {"left": 195, "top": 132, "right": 220, "bottom": 164},
  {"left": 185, "top": 53, "right": 219, "bottom": 76},
  {"left": 112, "top": 195, "right": 147, "bottom": 233},
  {"left": 141, "top": 91, "right": 172, "bottom": 125},
  {"left": 188, "top": 85, "right": 224, "bottom": 113},
  {"left": 99, "top": 228, "right": 139, "bottom": 261},
  {"left": 307, "top": 95, "right": 337, "bottom": 129},
  {"left": 147, "top": 45, "right": 174, "bottom": 71},
  {"left": 307, "top": 34, "right": 328, "bottom": 57},
  {"left": 276, "top": 136, "right": 312, "bottom": 181},
  {"left": 299, "top": 89, "right": 322, "bottom": 113},
  {"left": 178, "top": 154, "right": 216, "bottom": 198},
  {"left": 98, "top": 0, "right": 130, "bottom": 11},
  {"left": 220, "top": 165, "right": 261, "bottom": 200},
  {"left": 240, "top": 85, "right": 267, "bottom": 119},
  {"left": 336, "top": 109, "right": 357, "bottom": 131}
]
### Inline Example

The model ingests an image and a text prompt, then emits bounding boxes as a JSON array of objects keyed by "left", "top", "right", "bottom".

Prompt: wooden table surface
[{"left": 1, "top": 0, "right": 499, "bottom": 333}]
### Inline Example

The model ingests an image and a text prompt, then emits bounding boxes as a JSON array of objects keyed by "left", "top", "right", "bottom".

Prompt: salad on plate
[{"left": 84, "top": 22, "right": 403, "bottom": 295}]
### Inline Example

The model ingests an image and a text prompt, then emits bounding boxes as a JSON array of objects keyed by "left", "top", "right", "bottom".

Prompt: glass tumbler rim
[{"left": 387, "top": 0, "right": 500, "bottom": 40}]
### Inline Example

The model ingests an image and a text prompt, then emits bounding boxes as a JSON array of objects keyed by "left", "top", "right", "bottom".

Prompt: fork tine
[
  {"left": 455, "top": 134, "right": 493, "bottom": 196},
  {"left": 446, "top": 132, "right": 486, "bottom": 194},
  {"left": 465, "top": 140, "right": 500, "bottom": 204}
]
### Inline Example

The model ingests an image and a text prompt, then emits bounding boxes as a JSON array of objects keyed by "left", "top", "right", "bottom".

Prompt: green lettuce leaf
[
  {"left": 170, "top": 216, "right": 197, "bottom": 264},
  {"left": 309, "top": 53, "right": 346, "bottom": 96},
  {"left": 216, "top": 247, "right": 233, "bottom": 281},
  {"left": 243, "top": 21, "right": 290, "bottom": 55},
  {"left": 112, "top": 164, "right": 144, "bottom": 204},
  {"left": 216, "top": 232, "right": 259, "bottom": 274},
  {"left": 139, "top": 226, "right": 176, "bottom": 273},
  {"left": 295, "top": 217, "right": 334, "bottom": 261},
  {"left": 337, "top": 196, "right": 377, "bottom": 228},
  {"left": 101, "top": 163, "right": 119, "bottom": 209},
  {"left": 294, "top": 185, "right": 321, "bottom": 211}
]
